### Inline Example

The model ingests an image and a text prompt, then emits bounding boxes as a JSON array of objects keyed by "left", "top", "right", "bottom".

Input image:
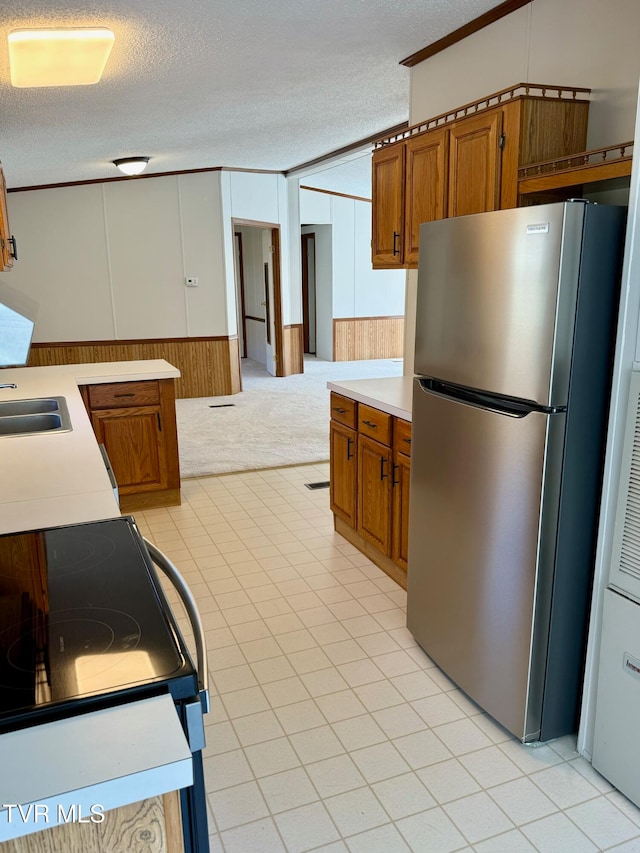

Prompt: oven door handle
[{"left": 143, "top": 538, "right": 210, "bottom": 714}]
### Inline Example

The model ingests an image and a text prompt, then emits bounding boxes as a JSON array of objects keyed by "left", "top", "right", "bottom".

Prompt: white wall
[
  {"left": 405, "top": 0, "right": 640, "bottom": 373},
  {"left": 0, "top": 172, "right": 229, "bottom": 341},
  {"left": 580, "top": 83, "right": 640, "bottom": 758},
  {"left": 300, "top": 187, "right": 405, "bottom": 359},
  {"left": 220, "top": 171, "right": 299, "bottom": 337},
  {"left": 307, "top": 224, "right": 333, "bottom": 361}
]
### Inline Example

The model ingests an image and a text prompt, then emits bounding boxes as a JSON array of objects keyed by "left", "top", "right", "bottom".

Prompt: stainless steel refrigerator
[{"left": 407, "top": 200, "right": 627, "bottom": 742}]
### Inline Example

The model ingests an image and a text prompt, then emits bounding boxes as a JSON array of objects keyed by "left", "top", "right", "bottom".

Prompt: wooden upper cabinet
[
  {"left": 448, "top": 110, "right": 502, "bottom": 219},
  {"left": 404, "top": 128, "right": 449, "bottom": 265},
  {"left": 370, "top": 84, "right": 590, "bottom": 269},
  {"left": 371, "top": 143, "right": 405, "bottom": 267},
  {"left": 0, "top": 163, "right": 15, "bottom": 271}
]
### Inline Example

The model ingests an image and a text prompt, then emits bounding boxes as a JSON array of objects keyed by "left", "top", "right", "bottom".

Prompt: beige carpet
[{"left": 176, "top": 356, "right": 403, "bottom": 478}]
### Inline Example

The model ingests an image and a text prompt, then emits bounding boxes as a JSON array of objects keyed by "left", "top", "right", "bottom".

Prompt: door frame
[
  {"left": 233, "top": 231, "right": 248, "bottom": 359},
  {"left": 301, "top": 232, "right": 316, "bottom": 354},
  {"left": 232, "top": 218, "right": 285, "bottom": 376}
]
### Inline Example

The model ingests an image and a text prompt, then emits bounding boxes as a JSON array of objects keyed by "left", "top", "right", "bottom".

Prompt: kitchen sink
[
  {"left": 0, "top": 397, "right": 62, "bottom": 417},
  {"left": 0, "top": 396, "right": 72, "bottom": 437}
]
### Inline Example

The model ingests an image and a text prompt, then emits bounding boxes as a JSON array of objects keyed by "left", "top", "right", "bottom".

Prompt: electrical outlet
[{"left": 185, "top": 276, "right": 199, "bottom": 287}]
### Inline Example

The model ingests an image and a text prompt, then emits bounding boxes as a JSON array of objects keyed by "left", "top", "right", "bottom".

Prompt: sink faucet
[{"left": 0, "top": 383, "right": 17, "bottom": 389}]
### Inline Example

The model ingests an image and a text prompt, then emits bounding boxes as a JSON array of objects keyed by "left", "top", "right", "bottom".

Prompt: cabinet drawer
[
  {"left": 358, "top": 404, "right": 391, "bottom": 446},
  {"left": 330, "top": 393, "right": 357, "bottom": 428},
  {"left": 394, "top": 418, "right": 412, "bottom": 457},
  {"left": 87, "top": 380, "right": 160, "bottom": 409}
]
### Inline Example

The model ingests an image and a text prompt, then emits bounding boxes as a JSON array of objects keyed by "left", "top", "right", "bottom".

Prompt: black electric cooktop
[{"left": 0, "top": 516, "right": 196, "bottom": 732}]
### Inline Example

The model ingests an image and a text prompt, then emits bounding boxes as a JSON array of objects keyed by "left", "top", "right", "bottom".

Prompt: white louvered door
[{"left": 609, "top": 371, "right": 640, "bottom": 603}]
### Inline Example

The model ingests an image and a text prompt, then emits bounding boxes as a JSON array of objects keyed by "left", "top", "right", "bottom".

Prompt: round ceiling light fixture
[{"left": 113, "top": 156, "right": 150, "bottom": 176}]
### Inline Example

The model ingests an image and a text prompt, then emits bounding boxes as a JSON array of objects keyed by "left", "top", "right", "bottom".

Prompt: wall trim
[
  {"left": 286, "top": 122, "right": 409, "bottom": 175},
  {"left": 400, "top": 0, "right": 531, "bottom": 67},
  {"left": 300, "top": 185, "right": 372, "bottom": 204},
  {"left": 30, "top": 335, "right": 234, "bottom": 347},
  {"left": 9, "top": 166, "right": 283, "bottom": 194}
]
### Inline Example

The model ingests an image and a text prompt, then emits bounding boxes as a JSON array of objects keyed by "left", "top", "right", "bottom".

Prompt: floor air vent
[{"left": 304, "top": 481, "right": 330, "bottom": 490}]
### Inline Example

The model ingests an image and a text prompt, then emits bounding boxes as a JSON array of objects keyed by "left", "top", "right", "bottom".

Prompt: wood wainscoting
[
  {"left": 283, "top": 324, "right": 304, "bottom": 376},
  {"left": 28, "top": 336, "right": 242, "bottom": 399},
  {"left": 333, "top": 316, "right": 404, "bottom": 362}
]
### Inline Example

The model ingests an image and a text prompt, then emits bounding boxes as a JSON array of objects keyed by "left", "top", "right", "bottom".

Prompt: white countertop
[
  {"left": 0, "top": 360, "right": 190, "bottom": 842},
  {"left": 0, "top": 359, "right": 180, "bottom": 535},
  {"left": 328, "top": 375, "right": 414, "bottom": 421}
]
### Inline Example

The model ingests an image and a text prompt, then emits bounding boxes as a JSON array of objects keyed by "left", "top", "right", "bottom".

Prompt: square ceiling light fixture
[{"left": 8, "top": 28, "right": 115, "bottom": 87}]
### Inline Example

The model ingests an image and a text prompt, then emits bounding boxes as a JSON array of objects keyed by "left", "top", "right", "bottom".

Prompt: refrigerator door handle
[{"left": 418, "top": 378, "right": 565, "bottom": 418}]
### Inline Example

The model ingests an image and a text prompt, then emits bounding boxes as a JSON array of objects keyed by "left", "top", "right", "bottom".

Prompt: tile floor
[{"left": 135, "top": 463, "right": 640, "bottom": 853}]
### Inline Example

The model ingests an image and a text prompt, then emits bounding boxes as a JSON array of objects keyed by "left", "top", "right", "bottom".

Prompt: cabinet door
[
  {"left": 0, "top": 165, "right": 14, "bottom": 271},
  {"left": 448, "top": 110, "right": 502, "bottom": 218},
  {"left": 330, "top": 422, "right": 357, "bottom": 527},
  {"left": 91, "top": 407, "right": 168, "bottom": 494},
  {"left": 371, "top": 143, "right": 405, "bottom": 267},
  {"left": 391, "top": 451, "right": 411, "bottom": 572},
  {"left": 404, "top": 128, "right": 449, "bottom": 266},
  {"left": 358, "top": 434, "right": 391, "bottom": 555}
]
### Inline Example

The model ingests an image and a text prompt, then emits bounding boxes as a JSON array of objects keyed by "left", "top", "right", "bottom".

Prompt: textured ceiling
[{"left": 0, "top": 0, "right": 505, "bottom": 193}]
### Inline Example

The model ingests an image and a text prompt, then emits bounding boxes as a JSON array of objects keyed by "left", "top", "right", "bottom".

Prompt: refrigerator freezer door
[
  {"left": 414, "top": 202, "right": 585, "bottom": 408},
  {"left": 407, "top": 380, "right": 563, "bottom": 740}
]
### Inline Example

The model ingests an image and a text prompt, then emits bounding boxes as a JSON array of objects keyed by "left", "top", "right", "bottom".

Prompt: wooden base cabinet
[
  {"left": 357, "top": 434, "right": 392, "bottom": 554},
  {"left": 329, "top": 392, "right": 411, "bottom": 588},
  {"left": 329, "top": 421, "right": 357, "bottom": 527},
  {"left": 81, "top": 379, "right": 181, "bottom": 511},
  {"left": 391, "top": 414, "right": 412, "bottom": 574}
]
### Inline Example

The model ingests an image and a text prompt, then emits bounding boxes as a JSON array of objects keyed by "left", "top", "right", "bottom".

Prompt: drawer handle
[
  {"left": 363, "top": 420, "right": 378, "bottom": 429},
  {"left": 332, "top": 407, "right": 347, "bottom": 414},
  {"left": 380, "top": 456, "right": 388, "bottom": 481},
  {"left": 114, "top": 392, "right": 136, "bottom": 398},
  {"left": 347, "top": 437, "right": 354, "bottom": 460},
  {"left": 402, "top": 437, "right": 411, "bottom": 445}
]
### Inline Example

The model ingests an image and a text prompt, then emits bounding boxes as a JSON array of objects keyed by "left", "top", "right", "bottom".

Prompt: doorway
[
  {"left": 301, "top": 233, "right": 316, "bottom": 355},
  {"left": 232, "top": 220, "right": 285, "bottom": 376}
]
